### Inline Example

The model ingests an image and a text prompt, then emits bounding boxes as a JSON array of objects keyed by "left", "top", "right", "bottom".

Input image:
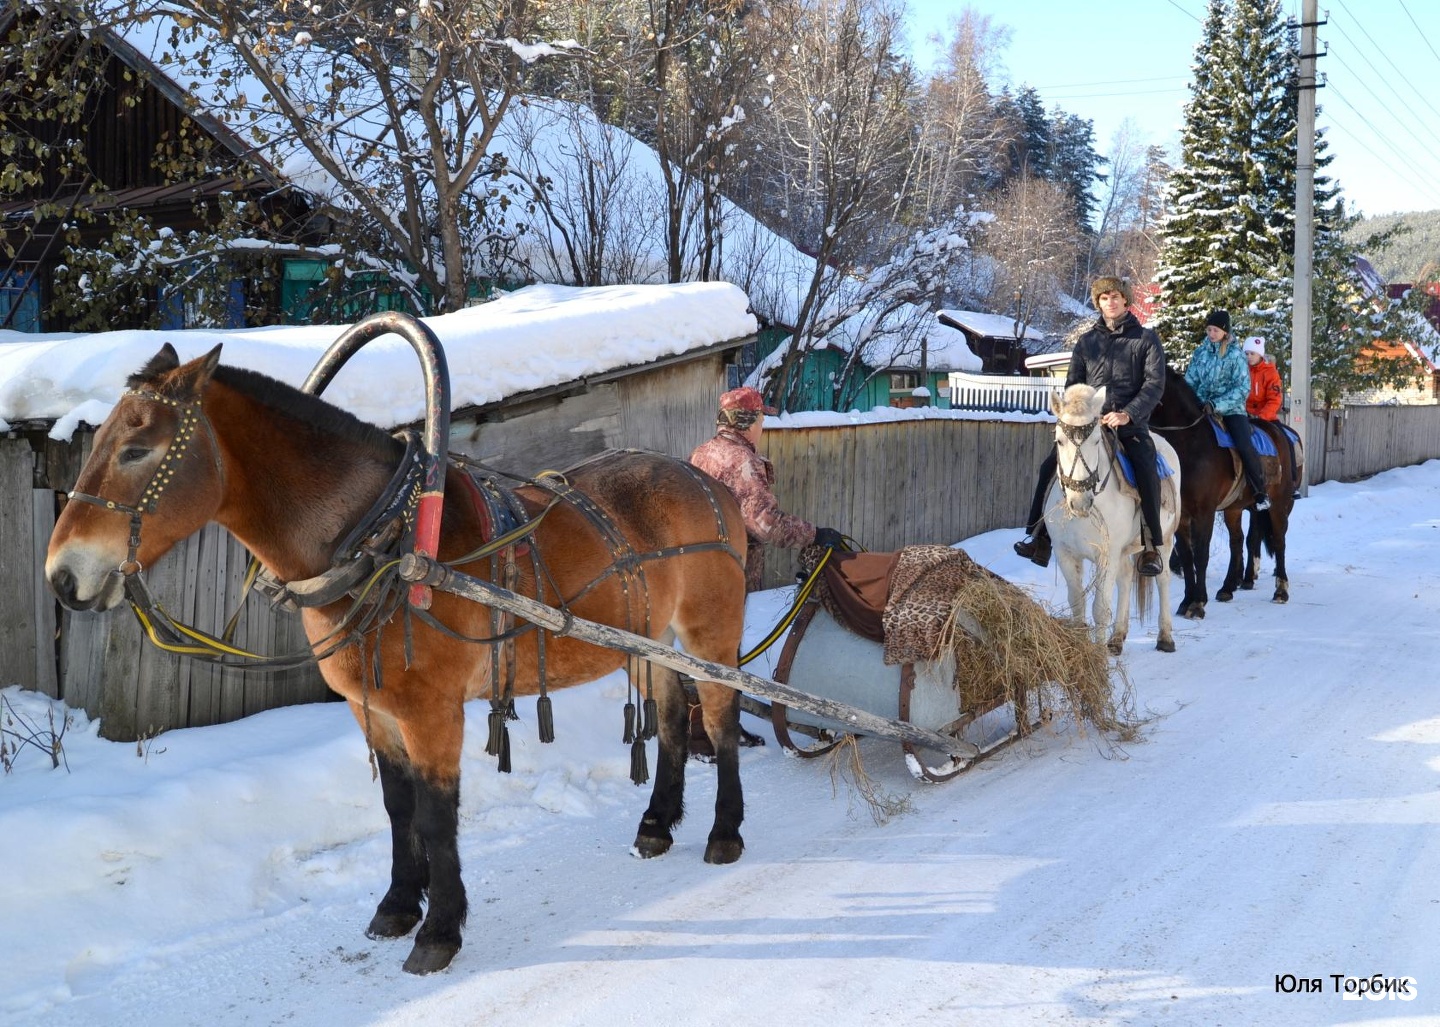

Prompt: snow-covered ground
[{"left": 3, "top": 462, "right": 1438, "bottom": 1027}]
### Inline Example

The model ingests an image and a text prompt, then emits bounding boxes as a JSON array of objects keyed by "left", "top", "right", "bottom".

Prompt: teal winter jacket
[{"left": 1184, "top": 338, "right": 1250, "bottom": 416}]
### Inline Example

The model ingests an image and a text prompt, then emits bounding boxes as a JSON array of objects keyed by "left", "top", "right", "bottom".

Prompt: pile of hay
[{"left": 938, "top": 562, "right": 1134, "bottom": 741}]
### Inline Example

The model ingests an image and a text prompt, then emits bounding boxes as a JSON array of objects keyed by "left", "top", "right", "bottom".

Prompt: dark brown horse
[
  {"left": 45, "top": 344, "right": 750, "bottom": 974},
  {"left": 1151, "top": 370, "right": 1301, "bottom": 617}
]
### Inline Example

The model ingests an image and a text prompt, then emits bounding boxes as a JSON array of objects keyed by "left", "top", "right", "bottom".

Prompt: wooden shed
[{"left": 3, "top": 298, "right": 754, "bottom": 742}]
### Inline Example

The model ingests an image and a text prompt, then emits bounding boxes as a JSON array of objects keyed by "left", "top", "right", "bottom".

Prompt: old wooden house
[{"left": 0, "top": 6, "right": 320, "bottom": 332}]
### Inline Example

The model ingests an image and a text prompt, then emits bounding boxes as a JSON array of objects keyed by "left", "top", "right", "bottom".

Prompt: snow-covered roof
[
  {"left": 0, "top": 282, "right": 756, "bottom": 438},
  {"left": 937, "top": 309, "right": 1049, "bottom": 343}
]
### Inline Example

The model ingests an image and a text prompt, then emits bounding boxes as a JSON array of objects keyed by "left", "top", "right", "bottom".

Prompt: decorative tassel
[
  {"left": 536, "top": 695, "right": 555, "bottom": 744},
  {"left": 641, "top": 698, "right": 658, "bottom": 740},
  {"left": 629, "top": 738, "right": 649, "bottom": 785},
  {"left": 486, "top": 703, "right": 505, "bottom": 757},
  {"left": 622, "top": 701, "right": 636, "bottom": 744},
  {"left": 497, "top": 723, "right": 512, "bottom": 774}
]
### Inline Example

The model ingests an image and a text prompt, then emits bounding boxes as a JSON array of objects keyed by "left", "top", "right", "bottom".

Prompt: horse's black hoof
[
  {"left": 366, "top": 910, "right": 421, "bottom": 939},
  {"left": 704, "top": 836, "right": 744, "bottom": 865},
  {"left": 1216, "top": 590, "right": 1233, "bottom": 603},
  {"left": 1273, "top": 593, "right": 1288, "bottom": 604},
  {"left": 1106, "top": 638, "right": 1124, "bottom": 656},
  {"left": 402, "top": 940, "right": 459, "bottom": 975},
  {"left": 1240, "top": 580, "right": 1255, "bottom": 591},
  {"left": 632, "top": 833, "right": 674, "bottom": 859},
  {"left": 1156, "top": 638, "right": 1176, "bottom": 653}
]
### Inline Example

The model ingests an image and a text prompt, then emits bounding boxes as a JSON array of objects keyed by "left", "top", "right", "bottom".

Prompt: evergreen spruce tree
[{"left": 1153, "top": 0, "right": 1296, "bottom": 361}]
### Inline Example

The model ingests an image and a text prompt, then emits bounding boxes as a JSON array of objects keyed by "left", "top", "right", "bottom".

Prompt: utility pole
[{"left": 1290, "top": 0, "right": 1321, "bottom": 497}]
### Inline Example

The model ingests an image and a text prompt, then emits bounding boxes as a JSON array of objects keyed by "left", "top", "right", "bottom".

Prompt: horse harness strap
[
  {"left": 254, "top": 429, "right": 427, "bottom": 611},
  {"left": 66, "top": 389, "right": 222, "bottom": 576},
  {"left": 1056, "top": 418, "right": 1114, "bottom": 496}
]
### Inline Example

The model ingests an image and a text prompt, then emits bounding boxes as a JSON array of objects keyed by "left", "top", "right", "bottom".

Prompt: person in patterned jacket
[{"left": 689, "top": 386, "right": 844, "bottom": 592}]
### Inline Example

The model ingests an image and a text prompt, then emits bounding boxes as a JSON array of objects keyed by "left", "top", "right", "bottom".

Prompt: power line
[
  {"left": 1332, "top": 0, "right": 1433, "bottom": 100},
  {"left": 1321, "top": 91, "right": 1440, "bottom": 211},
  {"left": 1397, "top": 0, "right": 1440, "bottom": 69},
  {"left": 1322, "top": 48, "right": 1440, "bottom": 172},
  {"left": 1162, "top": 0, "right": 1201, "bottom": 22}
]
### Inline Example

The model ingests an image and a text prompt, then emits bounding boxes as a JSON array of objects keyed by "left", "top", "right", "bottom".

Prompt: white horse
[{"left": 1045, "top": 384, "right": 1180, "bottom": 654}]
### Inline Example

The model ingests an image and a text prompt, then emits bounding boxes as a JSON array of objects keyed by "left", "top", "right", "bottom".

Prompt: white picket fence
[{"left": 945, "top": 372, "right": 1058, "bottom": 414}]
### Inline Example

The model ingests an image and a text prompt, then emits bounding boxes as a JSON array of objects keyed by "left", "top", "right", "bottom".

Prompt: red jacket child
[{"left": 1243, "top": 336, "right": 1282, "bottom": 420}]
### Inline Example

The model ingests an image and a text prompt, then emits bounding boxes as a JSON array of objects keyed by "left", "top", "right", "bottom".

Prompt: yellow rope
[{"left": 737, "top": 533, "right": 866, "bottom": 666}]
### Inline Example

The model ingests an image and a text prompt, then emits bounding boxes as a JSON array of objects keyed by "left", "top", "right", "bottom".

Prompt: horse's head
[
  {"left": 46, "top": 343, "right": 227, "bottom": 611},
  {"left": 1051, "top": 383, "right": 1108, "bottom": 516}
]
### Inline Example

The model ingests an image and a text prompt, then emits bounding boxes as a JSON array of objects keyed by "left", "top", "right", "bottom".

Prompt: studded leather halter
[
  {"left": 1055, "top": 416, "right": 1112, "bottom": 496},
  {"left": 65, "top": 388, "right": 223, "bottom": 576}
]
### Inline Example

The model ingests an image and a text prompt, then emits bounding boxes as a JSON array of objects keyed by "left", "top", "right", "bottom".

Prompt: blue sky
[{"left": 905, "top": 0, "right": 1440, "bottom": 219}]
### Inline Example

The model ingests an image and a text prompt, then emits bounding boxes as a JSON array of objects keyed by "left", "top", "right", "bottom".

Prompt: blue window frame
[{"left": 0, "top": 269, "right": 41, "bottom": 332}]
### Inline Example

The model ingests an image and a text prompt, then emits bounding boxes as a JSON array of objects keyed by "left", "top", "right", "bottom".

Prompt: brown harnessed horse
[{"left": 46, "top": 343, "right": 751, "bottom": 975}]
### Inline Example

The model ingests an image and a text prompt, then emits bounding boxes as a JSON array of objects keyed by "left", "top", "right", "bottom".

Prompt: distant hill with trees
[{"left": 1347, "top": 209, "right": 1440, "bottom": 283}]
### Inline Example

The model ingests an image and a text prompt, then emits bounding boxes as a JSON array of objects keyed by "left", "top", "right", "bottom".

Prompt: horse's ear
[
  {"left": 1093, "top": 385, "right": 1108, "bottom": 412},
  {"left": 170, "top": 344, "right": 224, "bottom": 397},
  {"left": 128, "top": 343, "right": 181, "bottom": 387},
  {"left": 196, "top": 344, "right": 223, "bottom": 384},
  {"left": 1050, "top": 389, "right": 1063, "bottom": 416}
]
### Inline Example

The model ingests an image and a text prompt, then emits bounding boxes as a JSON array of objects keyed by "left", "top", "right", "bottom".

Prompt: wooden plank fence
[{"left": 8, "top": 399, "right": 1440, "bottom": 739}]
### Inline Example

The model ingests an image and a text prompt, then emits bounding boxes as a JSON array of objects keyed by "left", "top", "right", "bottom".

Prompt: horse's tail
[{"left": 1255, "top": 504, "right": 1276, "bottom": 556}]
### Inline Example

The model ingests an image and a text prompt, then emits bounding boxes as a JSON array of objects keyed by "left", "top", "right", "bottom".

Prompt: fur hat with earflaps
[{"left": 1090, "top": 276, "right": 1134, "bottom": 309}]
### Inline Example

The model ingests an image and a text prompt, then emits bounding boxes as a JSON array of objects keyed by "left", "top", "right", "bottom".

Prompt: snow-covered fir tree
[{"left": 1153, "top": 0, "right": 1303, "bottom": 361}]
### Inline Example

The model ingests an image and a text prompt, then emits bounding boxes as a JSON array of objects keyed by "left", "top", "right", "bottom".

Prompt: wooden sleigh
[{"left": 737, "top": 551, "right": 1045, "bottom": 783}]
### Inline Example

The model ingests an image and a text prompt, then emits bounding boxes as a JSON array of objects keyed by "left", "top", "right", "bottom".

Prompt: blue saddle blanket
[
  {"left": 1115, "top": 449, "right": 1177, "bottom": 488},
  {"left": 1209, "top": 418, "right": 1279, "bottom": 457}
]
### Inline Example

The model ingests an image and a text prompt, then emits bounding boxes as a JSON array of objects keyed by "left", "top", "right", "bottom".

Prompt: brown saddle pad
[{"left": 819, "top": 550, "right": 900, "bottom": 643}]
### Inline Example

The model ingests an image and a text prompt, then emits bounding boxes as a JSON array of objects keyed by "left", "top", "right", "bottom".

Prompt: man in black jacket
[{"left": 1014, "top": 275, "right": 1168, "bottom": 576}]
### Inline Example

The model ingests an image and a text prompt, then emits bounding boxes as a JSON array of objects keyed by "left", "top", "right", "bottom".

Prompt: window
[{"left": 0, "top": 268, "right": 41, "bottom": 333}]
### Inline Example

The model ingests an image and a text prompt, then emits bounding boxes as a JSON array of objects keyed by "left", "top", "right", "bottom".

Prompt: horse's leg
[
  {"left": 693, "top": 678, "right": 745, "bottom": 864},
  {"left": 365, "top": 748, "right": 427, "bottom": 940},
  {"left": 1172, "top": 522, "right": 1199, "bottom": 618},
  {"left": 1185, "top": 513, "right": 1215, "bottom": 619},
  {"left": 1057, "top": 547, "right": 1087, "bottom": 626},
  {"left": 1269, "top": 506, "right": 1290, "bottom": 603},
  {"left": 1155, "top": 536, "right": 1177, "bottom": 652},
  {"left": 667, "top": 596, "right": 746, "bottom": 865},
  {"left": 633, "top": 660, "right": 690, "bottom": 859},
  {"left": 1091, "top": 559, "right": 1116, "bottom": 651},
  {"left": 1242, "top": 512, "right": 1261, "bottom": 589},
  {"left": 392, "top": 713, "right": 467, "bottom": 975},
  {"left": 1107, "top": 542, "right": 1132, "bottom": 655},
  {"left": 1216, "top": 507, "right": 1244, "bottom": 602}
]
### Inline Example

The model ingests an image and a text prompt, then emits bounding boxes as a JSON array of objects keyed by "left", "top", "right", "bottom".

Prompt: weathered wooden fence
[
  {"left": 7, "top": 401, "right": 1440, "bottom": 739},
  {"left": 758, "top": 417, "right": 1054, "bottom": 585}
]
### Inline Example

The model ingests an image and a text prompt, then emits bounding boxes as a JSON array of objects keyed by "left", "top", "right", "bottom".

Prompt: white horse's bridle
[{"left": 1055, "top": 417, "right": 1114, "bottom": 498}]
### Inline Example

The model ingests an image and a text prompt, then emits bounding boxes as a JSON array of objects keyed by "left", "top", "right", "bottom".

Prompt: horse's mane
[
  {"left": 213, "top": 365, "right": 405, "bottom": 457},
  {"left": 1161, "top": 364, "right": 1206, "bottom": 418},
  {"left": 1058, "top": 382, "right": 1099, "bottom": 418},
  {"left": 130, "top": 355, "right": 403, "bottom": 458}
]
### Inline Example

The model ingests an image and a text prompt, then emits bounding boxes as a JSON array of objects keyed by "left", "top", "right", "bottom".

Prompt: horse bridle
[
  {"left": 1055, "top": 417, "right": 1113, "bottom": 495},
  {"left": 65, "top": 389, "right": 223, "bottom": 577}
]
